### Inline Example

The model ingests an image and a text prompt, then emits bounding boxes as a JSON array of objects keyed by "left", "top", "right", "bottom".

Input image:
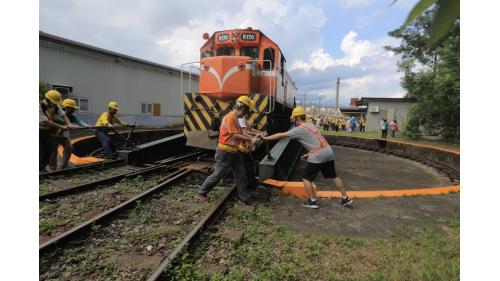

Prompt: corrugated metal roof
[{"left": 39, "top": 31, "right": 199, "bottom": 77}]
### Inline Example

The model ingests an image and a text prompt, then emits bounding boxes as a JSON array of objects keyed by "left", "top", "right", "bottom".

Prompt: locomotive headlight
[{"left": 238, "top": 63, "right": 245, "bottom": 71}]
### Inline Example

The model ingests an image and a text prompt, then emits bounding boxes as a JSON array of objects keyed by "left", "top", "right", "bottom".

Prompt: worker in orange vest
[
  {"left": 196, "top": 96, "right": 259, "bottom": 205},
  {"left": 263, "top": 107, "right": 353, "bottom": 209}
]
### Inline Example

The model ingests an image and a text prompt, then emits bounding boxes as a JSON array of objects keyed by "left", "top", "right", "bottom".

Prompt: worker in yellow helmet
[
  {"left": 262, "top": 107, "right": 353, "bottom": 209},
  {"left": 39, "top": 90, "right": 76, "bottom": 171},
  {"left": 94, "top": 101, "right": 133, "bottom": 158},
  {"left": 236, "top": 97, "right": 266, "bottom": 191},
  {"left": 196, "top": 96, "right": 259, "bottom": 205},
  {"left": 62, "top": 99, "right": 90, "bottom": 128}
]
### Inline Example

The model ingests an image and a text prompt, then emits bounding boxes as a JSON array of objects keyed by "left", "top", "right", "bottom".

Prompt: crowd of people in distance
[
  {"left": 315, "top": 115, "right": 366, "bottom": 133},
  {"left": 312, "top": 115, "right": 399, "bottom": 139}
]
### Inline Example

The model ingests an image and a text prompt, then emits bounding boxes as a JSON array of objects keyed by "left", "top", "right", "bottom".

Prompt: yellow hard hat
[
  {"left": 291, "top": 107, "right": 306, "bottom": 118},
  {"left": 62, "top": 99, "right": 79, "bottom": 109},
  {"left": 108, "top": 101, "right": 119, "bottom": 110},
  {"left": 236, "top": 96, "right": 255, "bottom": 112},
  {"left": 45, "top": 90, "right": 62, "bottom": 105}
]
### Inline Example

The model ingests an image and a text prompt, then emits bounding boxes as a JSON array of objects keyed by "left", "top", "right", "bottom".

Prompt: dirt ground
[
  {"left": 270, "top": 192, "right": 459, "bottom": 238},
  {"left": 290, "top": 146, "right": 453, "bottom": 190}
]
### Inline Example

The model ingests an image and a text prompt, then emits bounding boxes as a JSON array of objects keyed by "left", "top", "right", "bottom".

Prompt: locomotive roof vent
[{"left": 246, "top": 27, "right": 253, "bottom": 30}]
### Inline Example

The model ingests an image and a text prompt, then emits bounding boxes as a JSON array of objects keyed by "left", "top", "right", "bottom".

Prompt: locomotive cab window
[
  {"left": 263, "top": 47, "right": 275, "bottom": 70},
  {"left": 216, "top": 47, "right": 234, "bottom": 56},
  {"left": 201, "top": 50, "right": 214, "bottom": 58},
  {"left": 240, "top": 47, "right": 259, "bottom": 59}
]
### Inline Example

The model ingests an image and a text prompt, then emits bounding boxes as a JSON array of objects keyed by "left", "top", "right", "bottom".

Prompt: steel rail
[
  {"left": 147, "top": 185, "right": 236, "bottom": 281},
  {"left": 39, "top": 158, "right": 125, "bottom": 180},
  {"left": 39, "top": 151, "right": 205, "bottom": 201},
  {"left": 39, "top": 167, "right": 193, "bottom": 253}
]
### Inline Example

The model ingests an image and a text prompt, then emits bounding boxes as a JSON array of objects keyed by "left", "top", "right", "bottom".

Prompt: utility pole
[
  {"left": 304, "top": 93, "right": 307, "bottom": 112},
  {"left": 318, "top": 97, "right": 323, "bottom": 115},
  {"left": 335, "top": 77, "right": 340, "bottom": 111}
]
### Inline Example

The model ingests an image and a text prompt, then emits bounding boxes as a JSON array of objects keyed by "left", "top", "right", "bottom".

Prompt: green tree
[
  {"left": 394, "top": 0, "right": 459, "bottom": 46},
  {"left": 386, "top": 6, "right": 459, "bottom": 142}
]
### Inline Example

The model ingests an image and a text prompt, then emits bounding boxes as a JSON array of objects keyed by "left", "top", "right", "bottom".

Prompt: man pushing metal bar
[{"left": 262, "top": 107, "right": 353, "bottom": 209}]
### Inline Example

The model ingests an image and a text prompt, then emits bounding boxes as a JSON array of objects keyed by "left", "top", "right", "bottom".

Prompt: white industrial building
[
  {"left": 356, "top": 97, "right": 416, "bottom": 131},
  {"left": 39, "top": 31, "right": 198, "bottom": 127}
]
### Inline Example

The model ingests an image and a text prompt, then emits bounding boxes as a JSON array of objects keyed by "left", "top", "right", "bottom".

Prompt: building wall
[
  {"left": 365, "top": 101, "right": 414, "bottom": 131},
  {"left": 39, "top": 41, "right": 198, "bottom": 127}
]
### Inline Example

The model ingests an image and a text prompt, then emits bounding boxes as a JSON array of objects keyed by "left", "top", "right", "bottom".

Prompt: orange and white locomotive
[{"left": 183, "top": 27, "right": 297, "bottom": 149}]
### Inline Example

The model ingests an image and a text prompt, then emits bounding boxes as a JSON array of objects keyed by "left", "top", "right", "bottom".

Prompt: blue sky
[
  {"left": 40, "top": 0, "right": 419, "bottom": 107},
  {"left": 321, "top": 0, "right": 415, "bottom": 56}
]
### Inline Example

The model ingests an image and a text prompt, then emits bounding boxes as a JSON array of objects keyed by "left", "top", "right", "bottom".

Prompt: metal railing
[
  {"left": 180, "top": 62, "right": 201, "bottom": 113},
  {"left": 248, "top": 59, "right": 275, "bottom": 114}
]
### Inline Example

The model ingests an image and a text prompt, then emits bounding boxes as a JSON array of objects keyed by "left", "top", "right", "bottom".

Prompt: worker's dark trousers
[
  {"left": 381, "top": 129, "right": 388, "bottom": 139},
  {"left": 95, "top": 130, "right": 115, "bottom": 157},
  {"left": 242, "top": 152, "right": 257, "bottom": 191},
  {"left": 199, "top": 149, "right": 250, "bottom": 202},
  {"left": 39, "top": 132, "right": 54, "bottom": 171},
  {"left": 49, "top": 136, "right": 73, "bottom": 170}
]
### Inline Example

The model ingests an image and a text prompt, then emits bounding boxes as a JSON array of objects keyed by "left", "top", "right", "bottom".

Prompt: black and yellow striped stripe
[{"left": 183, "top": 93, "right": 269, "bottom": 138}]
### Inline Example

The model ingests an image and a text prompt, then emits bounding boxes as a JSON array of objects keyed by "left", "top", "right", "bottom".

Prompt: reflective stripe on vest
[
  {"left": 218, "top": 143, "right": 238, "bottom": 152},
  {"left": 300, "top": 124, "right": 329, "bottom": 154}
]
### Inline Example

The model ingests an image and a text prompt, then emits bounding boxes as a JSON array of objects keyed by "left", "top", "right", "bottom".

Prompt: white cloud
[
  {"left": 340, "top": 0, "right": 375, "bottom": 9},
  {"left": 288, "top": 31, "right": 404, "bottom": 105},
  {"left": 336, "top": 31, "right": 380, "bottom": 67},
  {"left": 290, "top": 30, "right": 388, "bottom": 72},
  {"left": 290, "top": 48, "right": 335, "bottom": 72}
]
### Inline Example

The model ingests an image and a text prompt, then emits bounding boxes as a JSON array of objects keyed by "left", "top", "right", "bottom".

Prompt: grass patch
[{"left": 167, "top": 204, "right": 459, "bottom": 281}]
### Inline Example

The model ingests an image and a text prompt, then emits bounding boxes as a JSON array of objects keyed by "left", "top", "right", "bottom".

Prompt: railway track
[
  {"left": 39, "top": 151, "right": 208, "bottom": 243},
  {"left": 39, "top": 151, "right": 205, "bottom": 201},
  {"left": 335, "top": 142, "right": 460, "bottom": 184},
  {"left": 39, "top": 160, "right": 238, "bottom": 280},
  {"left": 39, "top": 158, "right": 126, "bottom": 180}
]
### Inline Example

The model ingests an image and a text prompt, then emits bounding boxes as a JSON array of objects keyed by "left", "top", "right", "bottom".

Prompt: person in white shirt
[{"left": 237, "top": 101, "right": 266, "bottom": 190}]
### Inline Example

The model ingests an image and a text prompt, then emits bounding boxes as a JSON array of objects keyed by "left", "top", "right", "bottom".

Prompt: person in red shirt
[{"left": 196, "top": 96, "right": 259, "bottom": 205}]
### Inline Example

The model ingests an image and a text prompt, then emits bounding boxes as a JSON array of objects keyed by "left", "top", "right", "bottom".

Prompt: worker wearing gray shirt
[{"left": 263, "top": 107, "right": 353, "bottom": 209}]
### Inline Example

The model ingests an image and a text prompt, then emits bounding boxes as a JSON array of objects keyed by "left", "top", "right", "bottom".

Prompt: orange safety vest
[
  {"left": 300, "top": 123, "right": 329, "bottom": 155},
  {"left": 217, "top": 111, "right": 242, "bottom": 153}
]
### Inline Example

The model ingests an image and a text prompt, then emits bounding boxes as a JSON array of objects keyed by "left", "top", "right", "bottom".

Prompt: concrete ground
[
  {"left": 269, "top": 193, "right": 459, "bottom": 238},
  {"left": 290, "top": 146, "right": 453, "bottom": 190},
  {"left": 269, "top": 145, "right": 459, "bottom": 237}
]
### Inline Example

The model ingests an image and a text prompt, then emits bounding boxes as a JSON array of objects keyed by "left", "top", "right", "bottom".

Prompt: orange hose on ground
[{"left": 57, "top": 135, "right": 104, "bottom": 165}]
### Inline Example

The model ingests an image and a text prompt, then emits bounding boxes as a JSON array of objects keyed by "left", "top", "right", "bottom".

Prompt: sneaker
[
  {"left": 340, "top": 196, "right": 353, "bottom": 207},
  {"left": 301, "top": 199, "right": 319, "bottom": 209},
  {"left": 195, "top": 193, "right": 208, "bottom": 203}
]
